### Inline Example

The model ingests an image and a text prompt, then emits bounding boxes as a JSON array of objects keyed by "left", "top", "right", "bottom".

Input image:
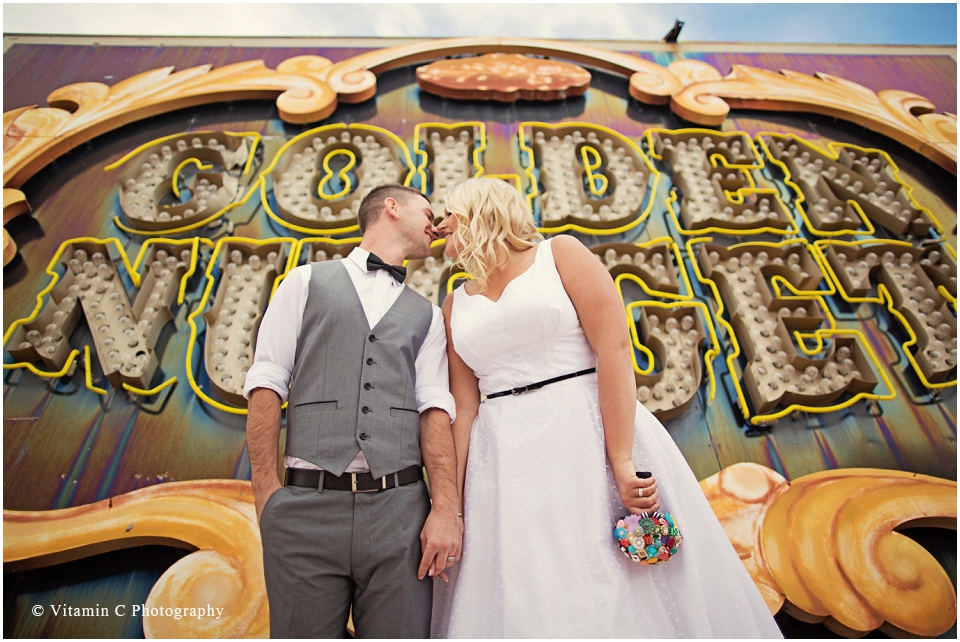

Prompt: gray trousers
[{"left": 260, "top": 479, "right": 433, "bottom": 638}]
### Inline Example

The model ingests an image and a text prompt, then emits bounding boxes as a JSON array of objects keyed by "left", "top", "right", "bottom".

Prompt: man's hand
[
  {"left": 418, "top": 509, "right": 463, "bottom": 582},
  {"left": 247, "top": 387, "right": 284, "bottom": 525},
  {"left": 255, "top": 478, "right": 284, "bottom": 523},
  {"left": 417, "top": 407, "right": 461, "bottom": 581}
]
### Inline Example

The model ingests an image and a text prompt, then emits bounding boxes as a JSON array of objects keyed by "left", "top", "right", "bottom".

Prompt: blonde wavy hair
[{"left": 443, "top": 178, "right": 543, "bottom": 293}]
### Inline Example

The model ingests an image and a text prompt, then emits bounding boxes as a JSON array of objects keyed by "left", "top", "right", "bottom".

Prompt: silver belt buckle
[{"left": 351, "top": 472, "right": 382, "bottom": 493}]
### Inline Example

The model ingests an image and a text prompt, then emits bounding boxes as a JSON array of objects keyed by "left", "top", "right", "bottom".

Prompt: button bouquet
[{"left": 613, "top": 472, "right": 682, "bottom": 564}]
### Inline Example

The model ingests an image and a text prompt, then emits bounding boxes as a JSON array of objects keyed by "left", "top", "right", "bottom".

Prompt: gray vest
[{"left": 285, "top": 260, "right": 434, "bottom": 478}]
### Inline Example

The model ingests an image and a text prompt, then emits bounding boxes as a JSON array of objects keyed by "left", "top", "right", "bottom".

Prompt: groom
[{"left": 244, "top": 184, "right": 462, "bottom": 638}]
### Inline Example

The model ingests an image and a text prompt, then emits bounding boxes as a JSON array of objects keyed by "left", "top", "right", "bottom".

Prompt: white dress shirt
[{"left": 243, "top": 247, "right": 456, "bottom": 473}]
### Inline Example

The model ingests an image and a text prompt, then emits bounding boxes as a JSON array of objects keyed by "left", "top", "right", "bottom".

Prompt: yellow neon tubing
[
  {"left": 624, "top": 299, "right": 722, "bottom": 404},
  {"left": 2, "top": 349, "right": 79, "bottom": 378},
  {"left": 105, "top": 131, "right": 262, "bottom": 172},
  {"left": 754, "top": 134, "right": 876, "bottom": 238},
  {"left": 814, "top": 239, "right": 957, "bottom": 311},
  {"left": 686, "top": 237, "right": 895, "bottom": 425},
  {"left": 261, "top": 180, "right": 362, "bottom": 236},
  {"left": 483, "top": 174, "right": 524, "bottom": 195},
  {"left": 663, "top": 185, "right": 802, "bottom": 238},
  {"left": 569, "top": 235, "right": 710, "bottom": 393},
  {"left": 185, "top": 236, "right": 298, "bottom": 415},
  {"left": 104, "top": 132, "right": 201, "bottom": 171},
  {"left": 813, "top": 238, "right": 957, "bottom": 389},
  {"left": 607, "top": 237, "right": 713, "bottom": 395},
  {"left": 615, "top": 268, "right": 701, "bottom": 373},
  {"left": 185, "top": 275, "right": 248, "bottom": 415},
  {"left": 171, "top": 158, "right": 213, "bottom": 198},
  {"left": 580, "top": 145, "right": 608, "bottom": 196},
  {"left": 752, "top": 328, "right": 897, "bottom": 423},
  {"left": 317, "top": 149, "right": 357, "bottom": 201},
  {"left": 413, "top": 122, "right": 487, "bottom": 192},
  {"left": 685, "top": 235, "right": 783, "bottom": 423},
  {"left": 938, "top": 285, "right": 957, "bottom": 310},
  {"left": 518, "top": 122, "right": 661, "bottom": 236},
  {"left": 270, "top": 237, "right": 305, "bottom": 300},
  {"left": 878, "top": 284, "right": 957, "bottom": 390},
  {"left": 83, "top": 345, "right": 109, "bottom": 396},
  {"left": 128, "top": 236, "right": 201, "bottom": 305},
  {"left": 934, "top": 238, "right": 957, "bottom": 310},
  {"left": 756, "top": 131, "right": 945, "bottom": 241},
  {"left": 4, "top": 236, "right": 198, "bottom": 387},
  {"left": 123, "top": 377, "right": 177, "bottom": 397},
  {"left": 644, "top": 128, "right": 802, "bottom": 238},
  {"left": 439, "top": 235, "right": 719, "bottom": 404},
  {"left": 608, "top": 236, "right": 698, "bottom": 303},
  {"left": 226, "top": 131, "right": 263, "bottom": 176},
  {"left": 3, "top": 237, "right": 139, "bottom": 349},
  {"left": 643, "top": 127, "right": 766, "bottom": 171},
  {"left": 831, "top": 141, "right": 945, "bottom": 236},
  {"left": 624, "top": 302, "right": 655, "bottom": 375},
  {"left": 813, "top": 238, "right": 916, "bottom": 306},
  {"left": 113, "top": 171, "right": 262, "bottom": 237},
  {"left": 258, "top": 123, "right": 418, "bottom": 236},
  {"left": 107, "top": 131, "right": 263, "bottom": 236},
  {"left": 445, "top": 271, "right": 474, "bottom": 295}
]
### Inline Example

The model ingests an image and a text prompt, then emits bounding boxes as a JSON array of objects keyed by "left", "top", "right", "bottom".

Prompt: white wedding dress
[{"left": 431, "top": 238, "right": 782, "bottom": 638}]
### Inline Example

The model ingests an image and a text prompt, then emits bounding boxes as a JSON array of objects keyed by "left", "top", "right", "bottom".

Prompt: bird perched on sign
[{"left": 663, "top": 19, "right": 684, "bottom": 43}]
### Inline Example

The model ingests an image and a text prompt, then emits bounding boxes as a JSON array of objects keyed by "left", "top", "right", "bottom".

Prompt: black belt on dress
[
  {"left": 486, "top": 367, "right": 597, "bottom": 400},
  {"left": 285, "top": 465, "right": 422, "bottom": 492}
]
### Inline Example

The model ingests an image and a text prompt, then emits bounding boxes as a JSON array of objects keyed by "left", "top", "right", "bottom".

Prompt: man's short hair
[{"left": 357, "top": 184, "right": 429, "bottom": 234}]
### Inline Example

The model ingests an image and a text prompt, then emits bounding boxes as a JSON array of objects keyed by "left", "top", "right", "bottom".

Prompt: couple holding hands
[{"left": 244, "top": 179, "right": 781, "bottom": 638}]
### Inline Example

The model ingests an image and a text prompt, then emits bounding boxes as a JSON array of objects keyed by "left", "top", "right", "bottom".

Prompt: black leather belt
[
  {"left": 486, "top": 367, "right": 597, "bottom": 399},
  {"left": 285, "top": 465, "right": 422, "bottom": 493}
]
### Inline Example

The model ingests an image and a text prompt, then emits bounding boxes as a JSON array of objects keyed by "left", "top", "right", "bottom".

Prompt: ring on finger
[
  {"left": 638, "top": 487, "right": 645, "bottom": 498},
  {"left": 447, "top": 556, "right": 456, "bottom": 562}
]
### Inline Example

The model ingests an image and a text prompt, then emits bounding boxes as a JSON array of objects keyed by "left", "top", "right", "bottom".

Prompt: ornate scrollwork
[
  {"left": 700, "top": 463, "right": 958, "bottom": 637},
  {"left": 319, "top": 37, "right": 682, "bottom": 106},
  {"left": 3, "top": 188, "right": 31, "bottom": 266},
  {"left": 3, "top": 479, "right": 268, "bottom": 638},
  {"left": 3, "top": 57, "right": 336, "bottom": 189},
  {"left": 671, "top": 64, "right": 958, "bottom": 175}
]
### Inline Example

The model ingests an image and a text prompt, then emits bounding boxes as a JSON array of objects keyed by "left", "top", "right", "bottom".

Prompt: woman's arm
[
  {"left": 551, "top": 235, "right": 659, "bottom": 514},
  {"left": 442, "top": 292, "right": 481, "bottom": 512}
]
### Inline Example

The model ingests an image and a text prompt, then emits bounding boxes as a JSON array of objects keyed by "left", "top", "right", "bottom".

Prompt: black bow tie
[{"left": 366, "top": 253, "right": 407, "bottom": 283}]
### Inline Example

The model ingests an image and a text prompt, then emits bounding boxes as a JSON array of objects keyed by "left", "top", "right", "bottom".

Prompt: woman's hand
[{"left": 613, "top": 463, "right": 660, "bottom": 514}]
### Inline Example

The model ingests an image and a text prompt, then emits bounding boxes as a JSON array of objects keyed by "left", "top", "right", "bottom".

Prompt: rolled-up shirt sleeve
[
  {"left": 415, "top": 305, "right": 457, "bottom": 423},
  {"left": 242, "top": 265, "right": 309, "bottom": 404}
]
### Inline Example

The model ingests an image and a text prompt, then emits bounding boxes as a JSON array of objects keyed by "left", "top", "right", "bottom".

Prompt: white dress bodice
[{"left": 451, "top": 238, "right": 596, "bottom": 397}]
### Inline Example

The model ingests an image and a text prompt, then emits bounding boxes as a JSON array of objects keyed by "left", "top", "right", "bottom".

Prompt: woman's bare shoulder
[
  {"left": 442, "top": 287, "right": 456, "bottom": 317},
  {"left": 550, "top": 235, "right": 600, "bottom": 272}
]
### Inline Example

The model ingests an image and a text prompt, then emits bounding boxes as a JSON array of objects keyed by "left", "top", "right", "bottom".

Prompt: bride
[{"left": 430, "top": 178, "right": 782, "bottom": 638}]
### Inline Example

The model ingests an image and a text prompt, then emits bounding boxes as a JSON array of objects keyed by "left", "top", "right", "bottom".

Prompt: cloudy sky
[{"left": 3, "top": 2, "right": 956, "bottom": 44}]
